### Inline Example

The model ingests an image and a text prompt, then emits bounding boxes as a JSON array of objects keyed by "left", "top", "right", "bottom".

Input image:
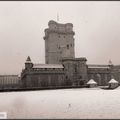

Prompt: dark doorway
[{"left": 79, "top": 80, "right": 84, "bottom": 85}]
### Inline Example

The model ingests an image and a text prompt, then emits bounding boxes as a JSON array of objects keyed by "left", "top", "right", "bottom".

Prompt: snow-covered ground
[{"left": 0, "top": 87, "right": 120, "bottom": 119}]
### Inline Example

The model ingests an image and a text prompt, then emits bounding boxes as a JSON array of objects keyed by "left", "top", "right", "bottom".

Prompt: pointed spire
[
  {"left": 26, "top": 56, "right": 31, "bottom": 61},
  {"left": 108, "top": 59, "right": 113, "bottom": 66},
  {"left": 25, "top": 56, "right": 33, "bottom": 69},
  {"left": 25, "top": 56, "right": 32, "bottom": 64},
  {"left": 57, "top": 13, "right": 59, "bottom": 22}
]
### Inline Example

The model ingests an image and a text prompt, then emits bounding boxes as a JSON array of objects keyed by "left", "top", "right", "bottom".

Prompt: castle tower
[
  {"left": 43, "top": 20, "right": 75, "bottom": 64},
  {"left": 25, "top": 56, "right": 33, "bottom": 70}
]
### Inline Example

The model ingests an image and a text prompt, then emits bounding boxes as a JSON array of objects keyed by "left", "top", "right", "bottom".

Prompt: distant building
[
  {"left": 20, "top": 20, "right": 120, "bottom": 89},
  {"left": 0, "top": 75, "right": 20, "bottom": 89}
]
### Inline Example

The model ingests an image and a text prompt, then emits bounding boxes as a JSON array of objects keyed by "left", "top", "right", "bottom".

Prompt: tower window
[
  {"left": 75, "top": 64, "right": 77, "bottom": 73},
  {"left": 67, "top": 44, "right": 69, "bottom": 49},
  {"left": 71, "top": 44, "right": 72, "bottom": 47},
  {"left": 79, "top": 76, "right": 82, "bottom": 79}
]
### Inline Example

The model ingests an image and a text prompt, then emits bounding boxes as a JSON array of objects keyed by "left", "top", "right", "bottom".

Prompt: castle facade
[{"left": 21, "top": 20, "right": 120, "bottom": 88}]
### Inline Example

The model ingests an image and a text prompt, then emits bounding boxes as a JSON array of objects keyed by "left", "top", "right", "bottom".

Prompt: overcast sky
[{"left": 0, "top": 1, "right": 120, "bottom": 74}]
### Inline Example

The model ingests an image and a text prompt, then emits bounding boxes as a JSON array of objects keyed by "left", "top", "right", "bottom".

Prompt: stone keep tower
[{"left": 43, "top": 20, "right": 75, "bottom": 64}]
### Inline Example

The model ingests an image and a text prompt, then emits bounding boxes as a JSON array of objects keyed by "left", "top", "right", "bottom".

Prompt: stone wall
[
  {"left": 21, "top": 68, "right": 65, "bottom": 88},
  {"left": 62, "top": 57, "right": 88, "bottom": 86},
  {"left": 0, "top": 75, "right": 20, "bottom": 89}
]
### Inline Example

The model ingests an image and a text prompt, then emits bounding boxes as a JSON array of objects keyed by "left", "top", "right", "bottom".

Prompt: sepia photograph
[{"left": 0, "top": 1, "right": 120, "bottom": 119}]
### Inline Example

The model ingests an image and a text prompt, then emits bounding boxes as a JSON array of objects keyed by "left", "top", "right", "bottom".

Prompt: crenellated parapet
[
  {"left": 87, "top": 64, "right": 111, "bottom": 74},
  {"left": 22, "top": 68, "right": 64, "bottom": 75},
  {"left": 44, "top": 20, "right": 75, "bottom": 40},
  {"left": 61, "top": 57, "right": 87, "bottom": 62}
]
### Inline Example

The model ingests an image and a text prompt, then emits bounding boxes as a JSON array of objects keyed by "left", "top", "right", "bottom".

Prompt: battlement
[
  {"left": 62, "top": 57, "right": 87, "bottom": 62},
  {"left": 48, "top": 20, "right": 73, "bottom": 30},
  {"left": 44, "top": 20, "right": 75, "bottom": 40},
  {"left": 87, "top": 64, "right": 110, "bottom": 69},
  {"left": 75, "top": 57, "right": 87, "bottom": 61}
]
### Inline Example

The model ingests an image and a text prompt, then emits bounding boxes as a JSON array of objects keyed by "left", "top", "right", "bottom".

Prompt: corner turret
[
  {"left": 108, "top": 59, "right": 113, "bottom": 67},
  {"left": 25, "top": 56, "right": 33, "bottom": 70}
]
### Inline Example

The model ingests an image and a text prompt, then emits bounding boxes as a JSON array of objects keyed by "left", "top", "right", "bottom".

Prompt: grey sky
[{"left": 0, "top": 1, "right": 120, "bottom": 74}]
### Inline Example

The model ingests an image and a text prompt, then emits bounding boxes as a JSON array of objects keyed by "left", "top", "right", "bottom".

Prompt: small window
[
  {"left": 67, "top": 44, "right": 69, "bottom": 49},
  {"left": 79, "top": 76, "right": 82, "bottom": 79},
  {"left": 64, "top": 36, "right": 65, "bottom": 38},
  {"left": 71, "top": 44, "right": 72, "bottom": 47},
  {"left": 58, "top": 35, "right": 60, "bottom": 38},
  {"left": 75, "top": 65, "right": 77, "bottom": 73}
]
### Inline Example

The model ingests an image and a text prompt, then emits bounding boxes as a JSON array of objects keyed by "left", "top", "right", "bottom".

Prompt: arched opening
[
  {"left": 67, "top": 44, "right": 69, "bottom": 49},
  {"left": 96, "top": 74, "right": 101, "bottom": 86}
]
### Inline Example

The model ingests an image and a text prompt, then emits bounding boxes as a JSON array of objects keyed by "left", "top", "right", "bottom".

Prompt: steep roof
[
  {"left": 87, "top": 79, "right": 97, "bottom": 84},
  {"left": 33, "top": 64, "right": 64, "bottom": 69},
  {"left": 26, "top": 56, "right": 31, "bottom": 61},
  {"left": 108, "top": 79, "right": 119, "bottom": 84},
  {"left": 25, "top": 56, "right": 32, "bottom": 63}
]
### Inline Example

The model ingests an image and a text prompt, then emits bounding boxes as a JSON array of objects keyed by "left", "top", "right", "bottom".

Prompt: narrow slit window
[{"left": 67, "top": 44, "right": 69, "bottom": 49}]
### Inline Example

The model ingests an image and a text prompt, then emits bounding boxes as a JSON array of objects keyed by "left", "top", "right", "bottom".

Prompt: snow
[
  {"left": 108, "top": 79, "right": 119, "bottom": 83},
  {"left": 33, "top": 64, "right": 64, "bottom": 68},
  {"left": 87, "top": 79, "right": 97, "bottom": 84},
  {"left": 0, "top": 88, "right": 120, "bottom": 119}
]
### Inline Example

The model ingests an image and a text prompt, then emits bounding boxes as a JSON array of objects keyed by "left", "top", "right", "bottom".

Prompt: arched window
[{"left": 96, "top": 74, "right": 101, "bottom": 85}]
